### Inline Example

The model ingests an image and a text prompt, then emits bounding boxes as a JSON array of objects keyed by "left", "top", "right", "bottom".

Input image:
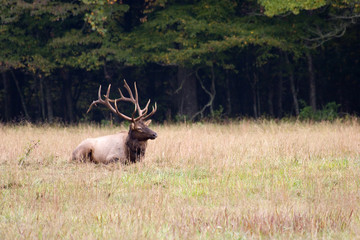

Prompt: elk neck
[{"left": 125, "top": 128, "right": 148, "bottom": 163}]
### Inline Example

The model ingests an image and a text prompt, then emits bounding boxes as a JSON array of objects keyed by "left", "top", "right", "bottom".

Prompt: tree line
[{"left": 1, "top": 0, "right": 359, "bottom": 123}]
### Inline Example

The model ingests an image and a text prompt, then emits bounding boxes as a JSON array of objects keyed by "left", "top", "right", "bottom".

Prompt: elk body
[{"left": 71, "top": 80, "right": 157, "bottom": 164}]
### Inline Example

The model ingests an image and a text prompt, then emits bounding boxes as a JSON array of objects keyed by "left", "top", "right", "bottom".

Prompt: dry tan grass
[{"left": 1, "top": 120, "right": 360, "bottom": 239}]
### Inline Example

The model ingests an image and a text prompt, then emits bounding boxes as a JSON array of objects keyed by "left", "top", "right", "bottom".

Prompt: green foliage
[
  {"left": 258, "top": 0, "right": 327, "bottom": 16},
  {"left": 82, "top": 0, "right": 129, "bottom": 35},
  {"left": 211, "top": 105, "right": 224, "bottom": 122},
  {"left": 100, "top": 119, "right": 113, "bottom": 127},
  {"left": 0, "top": 0, "right": 125, "bottom": 76},
  {"left": 0, "top": 0, "right": 332, "bottom": 76},
  {"left": 174, "top": 114, "right": 190, "bottom": 123},
  {"left": 0, "top": 0, "right": 96, "bottom": 73},
  {"left": 118, "top": 1, "right": 301, "bottom": 69},
  {"left": 258, "top": 0, "right": 360, "bottom": 17},
  {"left": 299, "top": 101, "right": 341, "bottom": 121}
]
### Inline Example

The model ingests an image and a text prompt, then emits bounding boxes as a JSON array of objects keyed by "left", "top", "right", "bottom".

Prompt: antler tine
[
  {"left": 125, "top": 80, "right": 140, "bottom": 120},
  {"left": 109, "top": 80, "right": 139, "bottom": 122},
  {"left": 113, "top": 98, "right": 134, "bottom": 121},
  {"left": 112, "top": 80, "right": 136, "bottom": 104},
  {"left": 105, "top": 84, "right": 111, "bottom": 99},
  {"left": 117, "top": 80, "right": 144, "bottom": 119},
  {"left": 138, "top": 102, "right": 157, "bottom": 121},
  {"left": 131, "top": 104, "right": 137, "bottom": 120},
  {"left": 123, "top": 79, "right": 135, "bottom": 100},
  {"left": 141, "top": 99, "right": 151, "bottom": 116},
  {"left": 87, "top": 84, "right": 133, "bottom": 121},
  {"left": 134, "top": 82, "right": 141, "bottom": 115},
  {"left": 87, "top": 85, "right": 116, "bottom": 114},
  {"left": 86, "top": 85, "right": 102, "bottom": 113},
  {"left": 132, "top": 82, "right": 153, "bottom": 119}
]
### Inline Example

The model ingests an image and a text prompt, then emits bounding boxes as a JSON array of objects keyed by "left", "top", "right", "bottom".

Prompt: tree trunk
[
  {"left": 225, "top": 71, "right": 231, "bottom": 116},
  {"left": 45, "top": 79, "right": 54, "bottom": 123},
  {"left": 191, "top": 66, "right": 216, "bottom": 120},
  {"left": 175, "top": 66, "right": 198, "bottom": 119},
  {"left": 268, "top": 80, "right": 274, "bottom": 117},
  {"left": 285, "top": 54, "right": 299, "bottom": 116},
  {"left": 245, "top": 62, "right": 258, "bottom": 118},
  {"left": 2, "top": 71, "right": 11, "bottom": 121},
  {"left": 209, "top": 66, "right": 216, "bottom": 115},
  {"left": 61, "top": 69, "right": 74, "bottom": 123},
  {"left": 10, "top": 70, "right": 30, "bottom": 120},
  {"left": 277, "top": 70, "right": 283, "bottom": 118},
  {"left": 251, "top": 72, "right": 258, "bottom": 118},
  {"left": 39, "top": 76, "right": 46, "bottom": 121},
  {"left": 256, "top": 75, "right": 261, "bottom": 117},
  {"left": 307, "top": 52, "right": 316, "bottom": 111}
]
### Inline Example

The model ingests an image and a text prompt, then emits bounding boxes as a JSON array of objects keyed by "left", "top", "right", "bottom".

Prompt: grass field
[{"left": 1, "top": 120, "right": 360, "bottom": 239}]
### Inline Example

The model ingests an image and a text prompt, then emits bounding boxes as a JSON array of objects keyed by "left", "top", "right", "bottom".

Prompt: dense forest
[{"left": 1, "top": 0, "right": 359, "bottom": 123}]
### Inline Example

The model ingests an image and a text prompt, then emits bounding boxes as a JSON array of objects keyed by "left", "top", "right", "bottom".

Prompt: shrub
[{"left": 299, "top": 101, "right": 340, "bottom": 121}]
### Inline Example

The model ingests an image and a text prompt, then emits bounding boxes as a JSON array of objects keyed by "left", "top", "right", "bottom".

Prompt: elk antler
[
  {"left": 87, "top": 84, "right": 133, "bottom": 121},
  {"left": 87, "top": 80, "right": 157, "bottom": 122}
]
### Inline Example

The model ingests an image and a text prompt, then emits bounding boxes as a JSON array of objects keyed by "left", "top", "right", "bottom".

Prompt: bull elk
[{"left": 71, "top": 80, "right": 157, "bottom": 164}]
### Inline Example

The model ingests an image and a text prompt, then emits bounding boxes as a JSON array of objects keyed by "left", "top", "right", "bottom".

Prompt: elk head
[{"left": 87, "top": 80, "right": 158, "bottom": 141}]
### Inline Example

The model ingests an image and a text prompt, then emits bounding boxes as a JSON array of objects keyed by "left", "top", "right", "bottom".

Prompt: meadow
[{"left": 1, "top": 120, "right": 360, "bottom": 239}]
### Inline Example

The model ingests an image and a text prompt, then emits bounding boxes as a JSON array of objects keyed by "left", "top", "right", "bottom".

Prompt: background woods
[{"left": 1, "top": 0, "right": 360, "bottom": 123}]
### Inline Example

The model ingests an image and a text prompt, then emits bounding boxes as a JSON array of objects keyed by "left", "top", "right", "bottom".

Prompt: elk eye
[{"left": 136, "top": 127, "right": 142, "bottom": 131}]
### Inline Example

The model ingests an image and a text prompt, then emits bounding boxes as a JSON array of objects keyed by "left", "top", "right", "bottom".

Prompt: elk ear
[
  {"left": 130, "top": 122, "right": 135, "bottom": 130},
  {"left": 144, "top": 119, "right": 152, "bottom": 126}
]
